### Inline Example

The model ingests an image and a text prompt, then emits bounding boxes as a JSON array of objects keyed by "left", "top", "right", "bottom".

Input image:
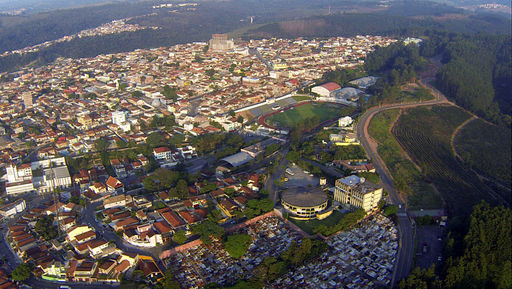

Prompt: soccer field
[{"left": 266, "top": 103, "right": 354, "bottom": 128}]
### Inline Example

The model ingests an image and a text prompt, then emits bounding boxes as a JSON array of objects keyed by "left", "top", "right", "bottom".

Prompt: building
[
  {"left": 338, "top": 116, "right": 353, "bottom": 128},
  {"left": 330, "top": 132, "right": 359, "bottom": 146},
  {"left": 334, "top": 175, "right": 382, "bottom": 212},
  {"left": 103, "top": 194, "right": 132, "bottom": 209},
  {"left": 22, "top": 91, "right": 33, "bottom": 109},
  {"left": 208, "top": 34, "right": 234, "bottom": 52},
  {"left": 0, "top": 199, "right": 26, "bottom": 217},
  {"left": 153, "top": 147, "right": 173, "bottom": 162},
  {"left": 5, "top": 163, "right": 35, "bottom": 195},
  {"left": 112, "top": 111, "right": 128, "bottom": 125},
  {"left": 281, "top": 187, "right": 331, "bottom": 220},
  {"left": 311, "top": 82, "right": 341, "bottom": 97}
]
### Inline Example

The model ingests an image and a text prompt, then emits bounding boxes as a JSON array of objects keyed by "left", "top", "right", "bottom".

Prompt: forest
[
  {"left": 420, "top": 32, "right": 511, "bottom": 126},
  {"left": 399, "top": 202, "right": 511, "bottom": 289}
]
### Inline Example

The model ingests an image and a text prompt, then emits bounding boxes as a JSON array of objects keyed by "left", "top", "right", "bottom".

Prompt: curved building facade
[{"left": 281, "top": 187, "right": 330, "bottom": 220}]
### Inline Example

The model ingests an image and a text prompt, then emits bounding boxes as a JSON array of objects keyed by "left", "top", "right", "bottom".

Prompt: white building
[
  {"left": 334, "top": 175, "right": 382, "bottom": 212},
  {"left": 0, "top": 199, "right": 26, "bottom": 217},
  {"left": 153, "top": 147, "right": 173, "bottom": 162},
  {"left": 5, "top": 163, "right": 35, "bottom": 195},
  {"left": 112, "top": 110, "right": 128, "bottom": 125},
  {"left": 338, "top": 116, "right": 353, "bottom": 128},
  {"left": 311, "top": 82, "right": 341, "bottom": 97}
]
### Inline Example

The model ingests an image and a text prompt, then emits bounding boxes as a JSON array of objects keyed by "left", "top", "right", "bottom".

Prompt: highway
[{"left": 355, "top": 79, "right": 449, "bottom": 286}]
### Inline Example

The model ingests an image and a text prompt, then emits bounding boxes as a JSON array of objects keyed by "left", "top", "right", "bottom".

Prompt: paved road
[
  {"left": 355, "top": 80, "right": 449, "bottom": 286},
  {"left": 82, "top": 202, "right": 163, "bottom": 262},
  {"left": 264, "top": 145, "right": 290, "bottom": 204}
]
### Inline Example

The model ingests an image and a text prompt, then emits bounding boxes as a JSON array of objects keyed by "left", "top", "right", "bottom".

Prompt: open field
[
  {"left": 454, "top": 119, "right": 511, "bottom": 188},
  {"left": 266, "top": 102, "right": 354, "bottom": 129},
  {"left": 392, "top": 105, "right": 505, "bottom": 216},
  {"left": 368, "top": 109, "right": 442, "bottom": 210},
  {"left": 291, "top": 210, "right": 346, "bottom": 235},
  {"left": 399, "top": 86, "right": 434, "bottom": 103}
]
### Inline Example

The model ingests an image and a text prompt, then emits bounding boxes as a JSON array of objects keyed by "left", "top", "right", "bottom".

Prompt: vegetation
[
  {"left": 142, "top": 168, "right": 191, "bottom": 197},
  {"left": 35, "top": 215, "right": 59, "bottom": 241},
  {"left": 241, "top": 199, "right": 274, "bottom": 219},
  {"left": 291, "top": 209, "right": 366, "bottom": 236},
  {"left": 191, "top": 133, "right": 245, "bottom": 157},
  {"left": 11, "top": 263, "right": 31, "bottom": 281},
  {"left": 321, "top": 67, "right": 367, "bottom": 87},
  {"left": 400, "top": 202, "right": 511, "bottom": 289},
  {"left": 364, "top": 42, "right": 428, "bottom": 106},
  {"left": 357, "top": 172, "right": 380, "bottom": 184},
  {"left": 172, "top": 230, "right": 187, "bottom": 245},
  {"left": 393, "top": 106, "right": 503, "bottom": 216},
  {"left": 267, "top": 103, "right": 354, "bottom": 130},
  {"left": 454, "top": 119, "right": 511, "bottom": 186},
  {"left": 191, "top": 220, "right": 225, "bottom": 244},
  {"left": 369, "top": 109, "right": 443, "bottom": 210},
  {"left": 223, "top": 234, "right": 252, "bottom": 259},
  {"left": 421, "top": 32, "right": 511, "bottom": 126}
]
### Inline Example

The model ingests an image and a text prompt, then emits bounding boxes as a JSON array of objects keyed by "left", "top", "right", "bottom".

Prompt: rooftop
[{"left": 281, "top": 187, "right": 328, "bottom": 208}]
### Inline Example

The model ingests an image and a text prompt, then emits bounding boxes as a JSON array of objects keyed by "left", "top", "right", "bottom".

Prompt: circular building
[{"left": 281, "top": 187, "right": 331, "bottom": 220}]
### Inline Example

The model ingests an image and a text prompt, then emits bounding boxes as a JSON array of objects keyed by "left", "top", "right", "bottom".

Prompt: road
[
  {"left": 81, "top": 202, "right": 163, "bottom": 262},
  {"left": 264, "top": 145, "right": 290, "bottom": 204},
  {"left": 355, "top": 80, "right": 449, "bottom": 286}
]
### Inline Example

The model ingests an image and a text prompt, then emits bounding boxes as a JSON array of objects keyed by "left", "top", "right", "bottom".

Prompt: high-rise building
[
  {"left": 209, "top": 34, "right": 234, "bottom": 52},
  {"left": 22, "top": 92, "right": 33, "bottom": 109}
]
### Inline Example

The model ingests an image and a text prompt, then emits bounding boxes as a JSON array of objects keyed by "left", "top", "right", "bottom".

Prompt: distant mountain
[{"left": 0, "top": 0, "right": 132, "bottom": 14}]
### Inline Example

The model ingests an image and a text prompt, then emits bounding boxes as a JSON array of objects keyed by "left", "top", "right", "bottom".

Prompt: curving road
[{"left": 356, "top": 80, "right": 449, "bottom": 287}]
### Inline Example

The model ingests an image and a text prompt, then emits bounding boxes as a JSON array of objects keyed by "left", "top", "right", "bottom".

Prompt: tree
[
  {"left": 191, "top": 220, "right": 225, "bottom": 244},
  {"left": 237, "top": 115, "right": 244, "bottom": 124},
  {"left": 35, "top": 215, "right": 58, "bottom": 240},
  {"left": 146, "top": 132, "right": 166, "bottom": 148},
  {"left": 176, "top": 179, "right": 189, "bottom": 199},
  {"left": 223, "top": 234, "right": 252, "bottom": 258},
  {"left": 172, "top": 230, "right": 187, "bottom": 245},
  {"left": 11, "top": 263, "right": 31, "bottom": 281},
  {"left": 94, "top": 138, "right": 110, "bottom": 152}
]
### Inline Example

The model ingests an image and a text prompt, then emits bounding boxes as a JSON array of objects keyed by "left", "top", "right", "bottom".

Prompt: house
[
  {"left": 87, "top": 239, "right": 109, "bottom": 257},
  {"left": 67, "top": 225, "right": 94, "bottom": 242},
  {"left": 106, "top": 176, "right": 124, "bottom": 193},
  {"left": 103, "top": 194, "right": 132, "bottom": 209},
  {"left": 73, "top": 261, "right": 96, "bottom": 282},
  {"left": 135, "top": 255, "right": 163, "bottom": 281},
  {"left": 113, "top": 217, "right": 139, "bottom": 231},
  {"left": 153, "top": 147, "right": 173, "bottom": 162},
  {"left": 74, "top": 231, "right": 97, "bottom": 244},
  {"left": 97, "top": 260, "right": 116, "bottom": 275},
  {"left": 217, "top": 198, "right": 239, "bottom": 218}
]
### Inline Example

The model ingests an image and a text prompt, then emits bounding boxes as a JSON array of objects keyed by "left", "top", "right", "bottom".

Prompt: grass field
[
  {"left": 292, "top": 94, "right": 311, "bottom": 102},
  {"left": 393, "top": 105, "right": 504, "bottom": 216},
  {"left": 266, "top": 103, "right": 354, "bottom": 129},
  {"left": 291, "top": 210, "right": 346, "bottom": 235},
  {"left": 368, "top": 109, "right": 442, "bottom": 210},
  {"left": 454, "top": 119, "right": 511, "bottom": 189}
]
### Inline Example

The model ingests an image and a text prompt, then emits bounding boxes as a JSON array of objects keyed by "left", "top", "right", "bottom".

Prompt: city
[{"left": 0, "top": 1, "right": 510, "bottom": 288}]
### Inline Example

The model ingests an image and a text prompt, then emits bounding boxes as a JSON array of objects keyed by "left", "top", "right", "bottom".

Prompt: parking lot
[
  {"left": 283, "top": 164, "right": 319, "bottom": 188},
  {"left": 415, "top": 225, "right": 443, "bottom": 269}
]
